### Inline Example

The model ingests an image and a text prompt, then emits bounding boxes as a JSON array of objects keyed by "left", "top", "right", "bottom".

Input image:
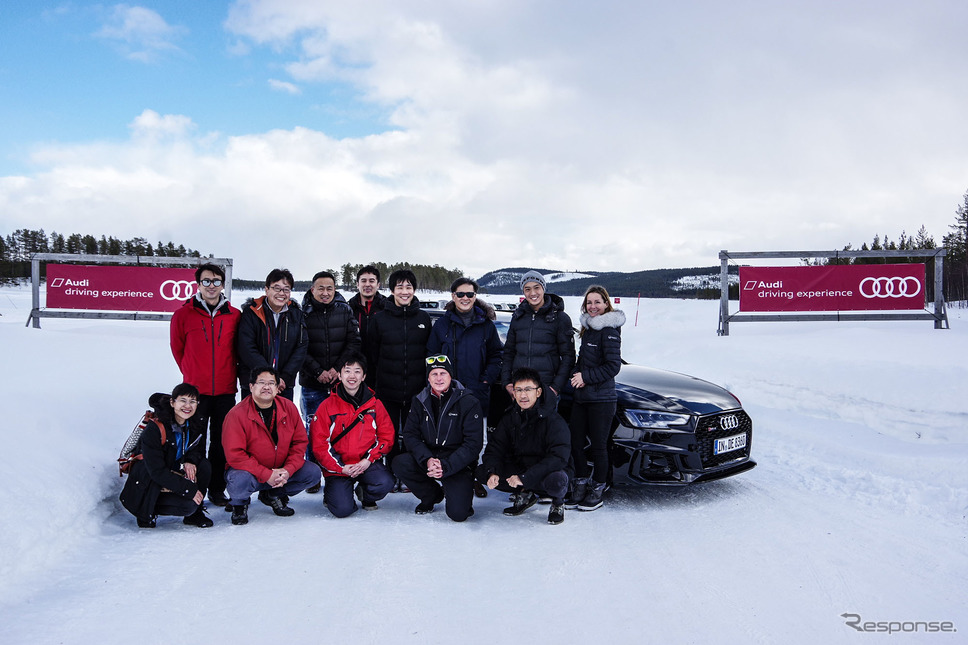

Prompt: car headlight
[{"left": 621, "top": 409, "right": 691, "bottom": 429}]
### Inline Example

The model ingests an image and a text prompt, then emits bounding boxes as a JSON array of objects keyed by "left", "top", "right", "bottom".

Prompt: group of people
[{"left": 119, "top": 262, "right": 625, "bottom": 528}]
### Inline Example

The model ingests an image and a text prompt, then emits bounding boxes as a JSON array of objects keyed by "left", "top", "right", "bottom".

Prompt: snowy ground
[{"left": 0, "top": 286, "right": 965, "bottom": 644}]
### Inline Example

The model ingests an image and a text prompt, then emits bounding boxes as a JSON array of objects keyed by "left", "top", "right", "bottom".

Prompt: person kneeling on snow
[
  {"left": 393, "top": 355, "right": 484, "bottom": 521},
  {"left": 476, "top": 368, "right": 572, "bottom": 525},
  {"left": 222, "top": 367, "right": 322, "bottom": 525},
  {"left": 120, "top": 384, "right": 214, "bottom": 529},
  {"left": 310, "top": 353, "right": 395, "bottom": 517}
]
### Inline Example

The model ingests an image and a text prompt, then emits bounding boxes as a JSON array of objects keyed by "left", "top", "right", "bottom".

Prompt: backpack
[{"left": 117, "top": 410, "right": 166, "bottom": 476}]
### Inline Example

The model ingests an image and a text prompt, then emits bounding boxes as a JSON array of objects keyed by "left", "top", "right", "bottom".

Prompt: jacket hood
[
  {"left": 242, "top": 295, "right": 299, "bottom": 318},
  {"left": 301, "top": 289, "right": 349, "bottom": 314},
  {"left": 443, "top": 299, "right": 496, "bottom": 321},
  {"left": 191, "top": 292, "right": 229, "bottom": 313},
  {"left": 513, "top": 292, "right": 565, "bottom": 320},
  {"left": 580, "top": 309, "right": 626, "bottom": 331},
  {"left": 385, "top": 295, "right": 423, "bottom": 315}
]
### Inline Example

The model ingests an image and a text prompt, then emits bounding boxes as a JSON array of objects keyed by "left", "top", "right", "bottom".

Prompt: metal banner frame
[
  {"left": 26, "top": 253, "right": 233, "bottom": 329},
  {"left": 717, "top": 249, "right": 947, "bottom": 336}
]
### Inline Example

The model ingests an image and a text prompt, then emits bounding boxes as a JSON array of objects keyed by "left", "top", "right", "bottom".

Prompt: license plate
[{"left": 714, "top": 433, "right": 746, "bottom": 455}]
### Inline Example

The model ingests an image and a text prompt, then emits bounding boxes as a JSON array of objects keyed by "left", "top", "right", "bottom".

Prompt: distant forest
[
  {"left": 4, "top": 193, "right": 966, "bottom": 300},
  {"left": 0, "top": 229, "right": 203, "bottom": 283},
  {"left": 234, "top": 262, "right": 465, "bottom": 294}
]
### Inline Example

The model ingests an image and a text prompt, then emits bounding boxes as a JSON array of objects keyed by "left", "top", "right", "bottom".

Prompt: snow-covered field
[{"left": 0, "top": 286, "right": 965, "bottom": 644}]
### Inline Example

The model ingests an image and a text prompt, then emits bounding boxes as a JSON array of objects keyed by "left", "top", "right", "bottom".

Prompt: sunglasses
[
  {"left": 200, "top": 279, "right": 223, "bottom": 287},
  {"left": 425, "top": 355, "right": 449, "bottom": 365},
  {"left": 454, "top": 291, "right": 476, "bottom": 298}
]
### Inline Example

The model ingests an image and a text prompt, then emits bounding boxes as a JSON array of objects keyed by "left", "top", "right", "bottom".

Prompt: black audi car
[{"left": 424, "top": 304, "right": 755, "bottom": 486}]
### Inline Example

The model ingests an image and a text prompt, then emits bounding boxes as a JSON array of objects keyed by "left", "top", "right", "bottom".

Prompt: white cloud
[
  {"left": 129, "top": 109, "right": 194, "bottom": 138},
  {"left": 95, "top": 4, "right": 186, "bottom": 62},
  {"left": 268, "top": 78, "right": 302, "bottom": 95},
  {"left": 5, "top": 2, "right": 968, "bottom": 281}
]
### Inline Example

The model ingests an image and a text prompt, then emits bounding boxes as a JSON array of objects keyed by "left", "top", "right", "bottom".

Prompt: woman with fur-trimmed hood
[{"left": 567, "top": 285, "right": 625, "bottom": 512}]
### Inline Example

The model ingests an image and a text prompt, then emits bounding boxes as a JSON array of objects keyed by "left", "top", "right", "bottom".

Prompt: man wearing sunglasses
[
  {"left": 393, "top": 355, "right": 484, "bottom": 521},
  {"left": 427, "top": 278, "right": 503, "bottom": 417},
  {"left": 236, "top": 268, "right": 308, "bottom": 402},
  {"left": 170, "top": 262, "right": 241, "bottom": 507}
]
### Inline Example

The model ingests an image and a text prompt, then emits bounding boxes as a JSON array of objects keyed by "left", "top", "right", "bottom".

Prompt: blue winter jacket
[{"left": 427, "top": 300, "right": 503, "bottom": 410}]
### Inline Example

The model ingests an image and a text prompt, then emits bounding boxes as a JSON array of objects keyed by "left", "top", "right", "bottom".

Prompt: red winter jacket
[
  {"left": 170, "top": 296, "right": 241, "bottom": 396},
  {"left": 311, "top": 386, "right": 394, "bottom": 477},
  {"left": 222, "top": 395, "right": 307, "bottom": 483}
]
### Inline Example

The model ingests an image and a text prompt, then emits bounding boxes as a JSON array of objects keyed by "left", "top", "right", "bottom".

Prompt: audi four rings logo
[
  {"left": 160, "top": 280, "right": 198, "bottom": 300},
  {"left": 719, "top": 415, "right": 739, "bottom": 431},
  {"left": 859, "top": 276, "right": 921, "bottom": 299}
]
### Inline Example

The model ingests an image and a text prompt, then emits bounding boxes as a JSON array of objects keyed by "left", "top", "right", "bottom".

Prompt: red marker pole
[{"left": 635, "top": 292, "right": 641, "bottom": 326}]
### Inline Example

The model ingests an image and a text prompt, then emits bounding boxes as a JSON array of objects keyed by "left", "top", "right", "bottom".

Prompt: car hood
[{"left": 615, "top": 364, "right": 741, "bottom": 416}]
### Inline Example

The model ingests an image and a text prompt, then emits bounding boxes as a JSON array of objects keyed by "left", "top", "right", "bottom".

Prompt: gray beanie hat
[{"left": 520, "top": 271, "right": 546, "bottom": 290}]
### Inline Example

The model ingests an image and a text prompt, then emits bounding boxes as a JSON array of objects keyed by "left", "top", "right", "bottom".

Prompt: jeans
[
  {"left": 225, "top": 461, "right": 322, "bottom": 506},
  {"left": 323, "top": 461, "right": 394, "bottom": 518}
]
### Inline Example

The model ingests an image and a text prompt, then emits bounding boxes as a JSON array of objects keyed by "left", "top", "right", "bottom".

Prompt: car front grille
[{"left": 696, "top": 410, "right": 752, "bottom": 468}]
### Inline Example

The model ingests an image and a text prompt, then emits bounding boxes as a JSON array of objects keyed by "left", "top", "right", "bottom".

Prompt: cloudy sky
[{"left": 2, "top": 1, "right": 967, "bottom": 280}]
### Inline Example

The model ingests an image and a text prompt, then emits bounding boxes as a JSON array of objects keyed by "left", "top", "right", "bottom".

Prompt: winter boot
[
  {"left": 136, "top": 516, "right": 156, "bottom": 529},
  {"left": 564, "top": 477, "right": 588, "bottom": 510},
  {"left": 183, "top": 507, "right": 214, "bottom": 528},
  {"left": 547, "top": 503, "right": 565, "bottom": 525},
  {"left": 503, "top": 491, "right": 537, "bottom": 516},
  {"left": 259, "top": 490, "right": 295, "bottom": 516},
  {"left": 355, "top": 483, "right": 379, "bottom": 510},
  {"left": 578, "top": 480, "right": 606, "bottom": 511},
  {"left": 208, "top": 489, "right": 229, "bottom": 507},
  {"left": 415, "top": 485, "right": 445, "bottom": 514},
  {"left": 231, "top": 504, "right": 249, "bottom": 525}
]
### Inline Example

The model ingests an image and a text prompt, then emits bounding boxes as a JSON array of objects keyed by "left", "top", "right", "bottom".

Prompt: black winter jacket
[
  {"left": 368, "top": 297, "right": 432, "bottom": 404},
  {"left": 426, "top": 301, "right": 503, "bottom": 408},
  {"left": 298, "top": 291, "right": 362, "bottom": 388},
  {"left": 348, "top": 291, "right": 387, "bottom": 377},
  {"left": 501, "top": 293, "right": 576, "bottom": 393},
  {"left": 402, "top": 383, "right": 484, "bottom": 477},
  {"left": 119, "top": 396, "right": 205, "bottom": 520},
  {"left": 481, "top": 399, "right": 571, "bottom": 490},
  {"left": 573, "top": 309, "right": 624, "bottom": 403},
  {"left": 236, "top": 296, "right": 308, "bottom": 391}
]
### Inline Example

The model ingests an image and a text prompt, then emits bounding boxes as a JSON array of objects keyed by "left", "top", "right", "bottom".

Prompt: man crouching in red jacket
[
  {"left": 222, "top": 367, "right": 322, "bottom": 525},
  {"left": 311, "top": 352, "right": 395, "bottom": 517}
]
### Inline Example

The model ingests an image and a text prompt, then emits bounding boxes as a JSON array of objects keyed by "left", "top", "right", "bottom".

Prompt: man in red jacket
[
  {"left": 169, "top": 262, "right": 240, "bottom": 507},
  {"left": 222, "top": 367, "right": 322, "bottom": 525},
  {"left": 311, "top": 353, "right": 395, "bottom": 517}
]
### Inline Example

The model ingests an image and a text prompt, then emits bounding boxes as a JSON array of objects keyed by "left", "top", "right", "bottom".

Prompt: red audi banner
[
  {"left": 739, "top": 264, "right": 925, "bottom": 312},
  {"left": 45, "top": 264, "right": 198, "bottom": 312}
]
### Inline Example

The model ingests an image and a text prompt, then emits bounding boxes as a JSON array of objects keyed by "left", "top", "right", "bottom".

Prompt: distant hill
[{"left": 477, "top": 266, "right": 740, "bottom": 299}]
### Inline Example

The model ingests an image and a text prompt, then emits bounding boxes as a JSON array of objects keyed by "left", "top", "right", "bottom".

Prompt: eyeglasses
[
  {"left": 200, "top": 279, "right": 223, "bottom": 287},
  {"left": 269, "top": 286, "right": 292, "bottom": 294},
  {"left": 174, "top": 397, "right": 198, "bottom": 405},
  {"left": 254, "top": 380, "right": 277, "bottom": 388},
  {"left": 454, "top": 291, "right": 476, "bottom": 299},
  {"left": 513, "top": 386, "right": 539, "bottom": 394},
  {"left": 425, "top": 355, "right": 449, "bottom": 365}
]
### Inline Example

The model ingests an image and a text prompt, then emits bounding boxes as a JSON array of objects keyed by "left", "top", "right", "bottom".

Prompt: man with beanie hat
[
  {"left": 391, "top": 354, "right": 484, "bottom": 521},
  {"left": 501, "top": 271, "right": 576, "bottom": 401}
]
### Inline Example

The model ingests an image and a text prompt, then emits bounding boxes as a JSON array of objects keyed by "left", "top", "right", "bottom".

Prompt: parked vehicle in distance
[{"left": 423, "top": 303, "right": 755, "bottom": 485}]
